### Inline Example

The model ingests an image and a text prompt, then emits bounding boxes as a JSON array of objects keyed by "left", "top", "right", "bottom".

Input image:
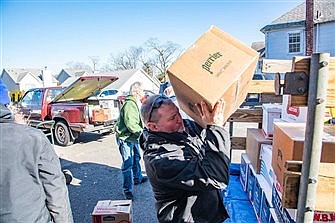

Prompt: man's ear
[{"left": 147, "top": 122, "right": 157, "bottom": 131}]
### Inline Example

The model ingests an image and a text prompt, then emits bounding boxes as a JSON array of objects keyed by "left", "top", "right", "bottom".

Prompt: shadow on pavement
[
  {"left": 60, "top": 158, "right": 158, "bottom": 223},
  {"left": 74, "top": 132, "right": 107, "bottom": 144}
]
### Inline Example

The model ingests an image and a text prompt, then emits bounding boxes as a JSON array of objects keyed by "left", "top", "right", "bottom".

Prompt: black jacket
[{"left": 139, "top": 120, "right": 231, "bottom": 223}]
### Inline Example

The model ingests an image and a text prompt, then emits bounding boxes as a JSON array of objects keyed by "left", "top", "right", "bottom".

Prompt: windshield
[
  {"left": 46, "top": 88, "right": 65, "bottom": 102},
  {"left": 93, "top": 90, "right": 101, "bottom": 96},
  {"left": 92, "top": 89, "right": 118, "bottom": 97}
]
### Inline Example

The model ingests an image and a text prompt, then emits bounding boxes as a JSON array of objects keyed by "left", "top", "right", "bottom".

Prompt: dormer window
[{"left": 288, "top": 32, "right": 301, "bottom": 53}]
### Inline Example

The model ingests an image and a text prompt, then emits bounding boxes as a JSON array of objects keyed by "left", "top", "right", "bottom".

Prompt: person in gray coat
[
  {"left": 0, "top": 79, "right": 73, "bottom": 223},
  {"left": 140, "top": 94, "right": 231, "bottom": 223}
]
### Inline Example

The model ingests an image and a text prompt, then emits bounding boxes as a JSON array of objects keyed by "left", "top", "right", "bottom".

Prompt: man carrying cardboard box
[{"left": 140, "top": 95, "right": 231, "bottom": 223}]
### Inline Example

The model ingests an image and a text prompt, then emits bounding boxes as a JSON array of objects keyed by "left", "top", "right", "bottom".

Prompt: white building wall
[
  {"left": 20, "top": 74, "right": 43, "bottom": 91},
  {"left": 120, "top": 70, "right": 160, "bottom": 95},
  {"left": 266, "top": 27, "right": 305, "bottom": 59}
]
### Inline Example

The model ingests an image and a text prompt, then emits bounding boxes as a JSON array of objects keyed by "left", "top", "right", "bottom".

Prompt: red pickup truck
[{"left": 18, "top": 75, "right": 119, "bottom": 146}]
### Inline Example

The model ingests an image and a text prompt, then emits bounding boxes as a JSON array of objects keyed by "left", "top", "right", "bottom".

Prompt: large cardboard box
[
  {"left": 92, "top": 108, "right": 105, "bottom": 122},
  {"left": 92, "top": 200, "right": 132, "bottom": 223},
  {"left": 282, "top": 162, "right": 335, "bottom": 212},
  {"left": 99, "top": 99, "right": 120, "bottom": 121},
  {"left": 167, "top": 25, "right": 259, "bottom": 126},
  {"left": 272, "top": 122, "right": 335, "bottom": 187},
  {"left": 246, "top": 128, "right": 272, "bottom": 174}
]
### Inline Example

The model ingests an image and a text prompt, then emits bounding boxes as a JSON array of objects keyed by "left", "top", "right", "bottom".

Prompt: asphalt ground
[{"left": 55, "top": 133, "right": 158, "bottom": 223}]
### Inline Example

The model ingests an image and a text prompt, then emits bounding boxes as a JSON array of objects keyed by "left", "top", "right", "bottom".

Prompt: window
[
  {"left": 288, "top": 33, "right": 301, "bottom": 53},
  {"left": 46, "top": 88, "right": 64, "bottom": 102},
  {"left": 21, "top": 89, "right": 42, "bottom": 109}
]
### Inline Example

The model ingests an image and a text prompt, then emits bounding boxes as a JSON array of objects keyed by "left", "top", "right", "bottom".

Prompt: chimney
[
  {"left": 305, "top": 0, "right": 314, "bottom": 56},
  {"left": 42, "top": 66, "right": 53, "bottom": 87}
]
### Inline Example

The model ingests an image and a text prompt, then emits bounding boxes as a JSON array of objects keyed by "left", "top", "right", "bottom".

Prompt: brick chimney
[{"left": 305, "top": 0, "right": 314, "bottom": 56}]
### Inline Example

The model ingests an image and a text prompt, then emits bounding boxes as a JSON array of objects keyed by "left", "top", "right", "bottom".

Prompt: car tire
[{"left": 54, "top": 121, "right": 73, "bottom": 146}]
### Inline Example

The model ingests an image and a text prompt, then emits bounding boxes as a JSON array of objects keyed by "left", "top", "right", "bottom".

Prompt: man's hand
[{"left": 196, "top": 99, "right": 225, "bottom": 127}]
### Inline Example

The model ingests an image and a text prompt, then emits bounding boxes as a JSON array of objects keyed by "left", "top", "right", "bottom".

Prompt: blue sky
[{"left": 1, "top": 0, "right": 303, "bottom": 73}]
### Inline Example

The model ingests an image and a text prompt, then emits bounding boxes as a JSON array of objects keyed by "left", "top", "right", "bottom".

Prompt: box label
[{"left": 201, "top": 52, "right": 223, "bottom": 75}]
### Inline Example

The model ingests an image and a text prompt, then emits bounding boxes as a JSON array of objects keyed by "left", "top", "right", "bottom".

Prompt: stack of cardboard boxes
[
  {"left": 240, "top": 99, "right": 335, "bottom": 222},
  {"left": 90, "top": 105, "right": 114, "bottom": 123}
]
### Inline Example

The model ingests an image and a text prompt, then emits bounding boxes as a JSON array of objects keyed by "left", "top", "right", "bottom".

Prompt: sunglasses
[{"left": 148, "top": 94, "right": 169, "bottom": 122}]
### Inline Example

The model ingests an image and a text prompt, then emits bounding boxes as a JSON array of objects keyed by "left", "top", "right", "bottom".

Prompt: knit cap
[{"left": 0, "top": 79, "right": 10, "bottom": 105}]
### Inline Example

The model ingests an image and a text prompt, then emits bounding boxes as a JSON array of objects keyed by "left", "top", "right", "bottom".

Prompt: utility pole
[
  {"left": 296, "top": 53, "right": 329, "bottom": 223},
  {"left": 305, "top": 0, "right": 314, "bottom": 56}
]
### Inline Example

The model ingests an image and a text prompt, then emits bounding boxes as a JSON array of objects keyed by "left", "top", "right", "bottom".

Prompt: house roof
[
  {"left": 261, "top": 0, "right": 335, "bottom": 33},
  {"left": 251, "top": 42, "right": 265, "bottom": 52},
  {"left": 251, "top": 42, "right": 265, "bottom": 58},
  {"left": 3, "top": 68, "right": 43, "bottom": 83},
  {"left": 98, "top": 68, "right": 161, "bottom": 90},
  {"left": 60, "top": 76, "right": 80, "bottom": 86},
  {"left": 57, "top": 68, "right": 93, "bottom": 79}
]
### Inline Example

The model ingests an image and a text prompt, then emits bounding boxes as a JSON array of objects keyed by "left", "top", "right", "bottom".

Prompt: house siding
[
  {"left": 1, "top": 71, "right": 18, "bottom": 91},
  {"left": 265, "top": 27, "right": 306, "bottom": 59},
  {"left": 57, "top": 71, "right": 70, "bottom": 84},
  {"left": 117, "top": 70, "right": 160, "bottom": 95},
  {"left": 19, "top": 74, "right": 43, "bottom": 91},
  {"left": 314, "top": 22, "right": 335, "bottom": 56}
]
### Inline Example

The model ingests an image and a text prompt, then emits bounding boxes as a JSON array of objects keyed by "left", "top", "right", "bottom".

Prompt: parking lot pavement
[{"left": 55, "top": 132, "right": 158, "bottom": 223}]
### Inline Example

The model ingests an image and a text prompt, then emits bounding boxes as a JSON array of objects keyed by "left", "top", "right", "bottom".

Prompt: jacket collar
[{"left": 139, "top": 120, "right": 202, "bottom": 152}]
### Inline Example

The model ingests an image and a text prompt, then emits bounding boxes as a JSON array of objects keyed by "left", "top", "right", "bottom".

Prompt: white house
[
  {"left": 1, "top": 68, "right": 43, "bottom": 92},
  {"left": 0, "top": 68, "right": 59, "bottom": 93},
  {"left": 260, "top": 0, "right": 335, "bottom": 59},
  {"left": 100, "top": 68, "right": 161, "bottom": 95}
]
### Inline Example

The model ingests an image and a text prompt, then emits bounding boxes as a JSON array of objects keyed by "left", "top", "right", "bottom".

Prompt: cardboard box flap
[{"left": 92, "top": 200, "right": 131, "bottom": 215}]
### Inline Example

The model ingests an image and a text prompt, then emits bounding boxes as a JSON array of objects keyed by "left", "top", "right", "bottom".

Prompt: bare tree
[
  {"left": 145, "top": 38, "right": 182, "bottom": 81},
  {"left": 66, "top": 61, "right": 92, "bottom": 71},
  {"left": 104, "top": 39, "right": 181, "bottom": 81},
  {"left": 109, "top": 46, "right": 144, "bottom": 71},
  {"left": 99, "top": 64, "right": 113, "bottom": 72}
]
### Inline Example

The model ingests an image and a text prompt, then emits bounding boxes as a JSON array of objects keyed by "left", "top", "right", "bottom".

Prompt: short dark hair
[{"left": 141, "top": 94, "right": 173, "bottom": 124}]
